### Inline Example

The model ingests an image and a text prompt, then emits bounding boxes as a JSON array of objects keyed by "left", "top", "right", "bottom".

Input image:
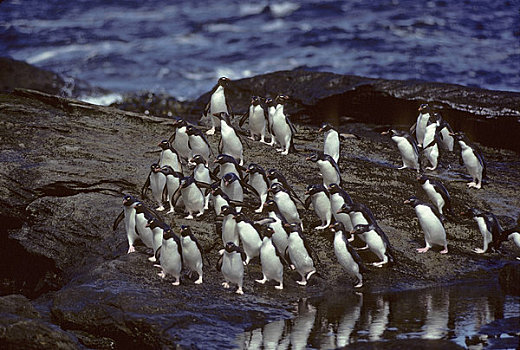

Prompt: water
[
  {"left": 236, "top": 281, "right": 520, "bottom": 349},
  {"left": 1, "top": 0, "right": 519, "bottom": 101}
]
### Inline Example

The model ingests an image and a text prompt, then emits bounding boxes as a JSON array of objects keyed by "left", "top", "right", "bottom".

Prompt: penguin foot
[
  {"left": 290, "top": 264, "right": 296, "bottom": 270},
  {"left": 473, "top": 248, "right": 486, "bottom": 254},
  {"left": 425, "top": 166, "right": 437, "bottom": 171},
  {"left": 222, "top": 282, "right": 230, "bottom": 289},
  {"left": 315, "top": 224, "right": 328, "bottom": 230},
  {"left": 236, "top": 287, "right": 244, "bottom": 295},
  {"left": 172, "top": 280, "right": 180, "bottom": 286},
  {"left": 167, "top": 208, "right": 175, "bottom": 214},
  {"left": 281, "top": 150, "right": 289, "bottom": 155},
  {"left": 306, "top": 270, "right": 316, "bottom": 280},
  {"left": 275, "top": 283, "right": 284, "bottom": 290},
  {"left": 156, "top": 205, "right": 165, "bottom": 212},
  {"left": 355, "top": 245, "right": 370, "bottom": 251},
  {"left": 398, "top": 165, "right": 407, "bottom": 170},
  {"left": 255, "top": 277, "right": 267, "bottom": 284},
  {"left": 416, "top": 247, "right": 430, "bottom": 253},
  {"left": 296, "top": 280, "right": 307, "bottom": 286},
  {"left": 153, "top": 264, "right": 162, "bottom": 268},
  {"left": 194, "top": 277, "right": 203, "bottom": 284},
  {"left": 347, "top": 236, "right": 355, "bottom": 242},
  {"left": 516, "top": 256, "right": 520, "bottom": 261},
  {"left": 185, "top": 214, "right": 194, "bottom": 219},
  {"left": 254, "top": 207, "right": 263, "bottom": 213},
  {"left": 467, "top": 181, "right": 476, "bottom": 188},
  {"left": 196, "top": 211, "right": 204, "bottom": 217},
  {"left": 218, "top": 249, "right": 225, "bottom": 255},
  {"left": 158, "top": 271, "right": 166, "bottom": 278},
  {"left": 206, "top": 128, "right": 216, "bottom": 135},
  {"left": 440, "top": 248, "right": 448, "bottom": 254},
  {"left": 276, "top": 148, "right": 283, "bottom": 152},
  {"left": 371, "top": 261, "right": 386, "bottom": 268},
  {"left": 148, "top": 256, "right": 156, "bottom": 262},
  {"left": 354, "top": 281, "right": 363, "bottom": 288},
  {"left": 260, "top": 139, "right": 269, "bottom": 145},
  {"left": 127, "top": 246, "right": 136, "bottom": 254}
]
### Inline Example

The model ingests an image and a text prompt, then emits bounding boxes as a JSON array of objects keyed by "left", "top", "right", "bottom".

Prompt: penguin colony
[{"left": 114, "top": 77, "right": 520, "bottom": 295}]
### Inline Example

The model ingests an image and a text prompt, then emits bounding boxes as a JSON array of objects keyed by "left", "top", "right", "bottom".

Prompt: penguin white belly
[
  {"left": 221, "top": 127, "right": 243, "bottom": 161},
  {"left": 181, "top": 238, "right": 203, "bottom": 276},
  {"left": 213, "top": 195, "right": 228, "bottom": 216},
  {"left": 416, "top": 113, "right": 430, "bottom": 146},
  {"left": 249, "top": 174, "right": 268, "bottom": 201},
  {"left": 416, "top": 206, "right": 446, "bottom": 247},
  {"left": 318, "top": 162, "right": 340, "bottom": 186},
  {"left": 260, "top": 239, "right": 283, "bottom": 282},
  {"left": 269, "top": 216, "right": 289, "bottom": 254},
  {"left": 135, "top": 214, "right": 154, "bottom": 249},
  {"left": 475, "top": 217, "right": 492, "bottom": 251},
  {"left": 394, "top": 137, "right": 418, "bottom": 169},
  {"left": 363, "top": 230, "right": 387, "bottom": 261},
  {"left": 439, "top": 128, "right": 454, "bottom": 151},
  {"left": 222, "top": 182, "right": 244, "bottom": 203},
  {"left": 272, "top": 113, "right": 291, "bottom": 150},
  {"left": 312, "top": 194, "right": 331, "bottom": 227},
  {"left": 274, "top": 193, "right": 300, "bottom": 224},
  {"left": 423, "top": 183, "right": 445, "bottom": 214},
  {"left": 160, "top": 151, "right": 181, "bottom": 172},
  {"left": 194, "top": 166, "right": 211, "bottom": 184},
  {"left": 334, "top": 234, "right": 359, "bottom": 278},
  {"left": 219, "top": 164, "right": 240, "bottom": 179},
  {"left": 461, "top": 148, "right": 482, "bottom": 182},
  {"left": 182, "top": 185, "right": 204, "bottom": 216},
  {"left": 222, "top": 252, "right": 244, "bottom": 286},
  {"left": 209, "top": 86, "right": 227, "bottom": 129},
  {"left": 222, "top": 215, "right": 239, "bottom": 245},
  {"left": 160, "top": 240, "right": 182, "bottom": 279},
  {"left": 189, "top": 136, "right": 210, "bottom": 160},
  {"left": 150, "top": 172, "right": 166, "bottom": 205},
  {"left": 174, "top": 127, "right": 192, "bottom": 160},
  {"left": 151, "top": 228, "right": 162, "bottom": 257},
  {"left": 350, "top": 212, "right": 369, "bottom": 228},
  {"left": 250, "top": 107, "right": 266, "bottom": 137},
  {"left": 123, "top": 206, "right": 138, "bottom": 249},
  {"left": 508, "top": 232, "right": 520, "bottom": 249},
  {"left": 331, "top": 196, "right": 353, "bottom": 231},
  {"left": 324, "top": 131, "right": 340, "bottom": 163},
  {"left": 237, "top": 223, "right": 262, "bottom": 262},
  {"left": 288, "top": 237, "right": 314, "bottom": 275}
]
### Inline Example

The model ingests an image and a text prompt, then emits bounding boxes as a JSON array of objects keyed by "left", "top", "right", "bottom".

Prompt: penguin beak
[
  {"left": 381, "top": 131, "right": 389, "bottom": 135},
  {"left": 304, "top": 190, "right": 310, "bottom": 195},
  {"left": 336, "top": 208, "right": 344, "bottom": 214},
  {"left": 403, "top": 199, "right": 410, "bottom": 204}
]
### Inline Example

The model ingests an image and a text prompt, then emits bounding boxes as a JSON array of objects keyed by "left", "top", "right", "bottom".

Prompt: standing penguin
[
  {"left": 304, "top": 184, "right": 332, "bottom": 230},
  {"left": 382, "top": 129, "right": 420, "bottom": 172},
  {"left": 284, "top": 222, "right": 316, "bottom": 286},
  {"left": 271, "top": 95, "right": 297, "bottom": 155},
  {"left": 349, "top": 223, "right": 395, "bottom": 267},
  {"left": 213, "top": 153, "right": 244, "bottom": 180},
  {"left": 404, "top": 196, "right": 448, "bottom": 254},
  {"left": 169, "top": 117, "right": 192, "bottom": 162},
  {"left": 215, "top": 112, "right": 244, "bottom": 165},
  {"left": 112, "top": 194, "right": 140, "bottom": 254},
  {"left": 422, "top": 121, "right": 439, "bottom": 171},
  {"left": 306, "top": 153, "right": 343, "bottom": 187},
  {"left": 244, "top": 163, "right": 270, "bottom": 213},
  {"left": 451, "top": 132, "right": 486, "bottom": 189},
  {"left": 221, "top": 172, "right": 259, "bottom": 212},
  {"left": 466, "top": 208, "right": 502, "bottom": 254},
  {"left": 337, "top": 202, "right": 379, "bottom": 250},
  {"left": 134, "top": 203, "right": 161, "bottom": 259},
  {"left": 256, "top": 226, "right": 287, "bottom": 290},
  {"left": 158, "top": 139, "right": 182, "bottom": 173},
  {"left": 328, "top": 222, "right": 365, "bottom": 287},
  {"left": 264, "top": 97, "right": 277, "bottom": 146},
  {"left": 239, "top": 96, "right": 268, "bottom": 143},
  {"left": 234, "top": 212, "right": 264, "bottom": 264},
  {"left": 220, "top": 204, "right": 239, "bottom": 245},
  {"left": 204, "top": 76, "right": 232, "bottom": 135},
  {"left": 269, "top": 182, "right": 303, "bottom": 229},
  {"left": 319, "top": 122, "right": 340, "bottom": 163},
  {"left": 175, "top": 176, "right": 206, "bottom": 219},
  {"left": 328, "top": 183, "right": 354, "bottom": 233},
  {"left": 186, "top": 125, "right": 213, "bottom": 164},
  {"left": 142, "top": 163, "right": 167, "bottom": 211},
  {"left": 217, "top": 241, "right": 246, "bottom": 294},
  {"left": 158, "top": 226, "right": 183, "bottom": 286},
  {"left": 266, "top": 168, "right": 304, "bottom": 206},
  {"left": 146, "top": 216, "right": 168, "bottom": 263},
  {"left": 163, "top": 165, "right": 184, "bottom": 214},
  {"left": 500, "top": 216, "right": 520, "bottom": 260},
  {"left": 189, "top": 154, "right": 218, "bottom": 210},
  {"left": 432, "top": 112, "right": 455, "bottom": 152},
  {"left": 417, "top": 174, "right": 452, "bottom": 215},
  {"left": 179, "top": 225, "right": 204, "bottom": 284},
  {"left": 262, "top": 199, "right": 289, "bottom": 255},
  {"left": 410, "top": 103, "right": 432, "bottom": 147}
]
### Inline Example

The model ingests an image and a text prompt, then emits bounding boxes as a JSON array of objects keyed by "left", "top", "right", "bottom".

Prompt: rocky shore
[{"left": 1, "top": 60, "right": 519, "bottom": 348}]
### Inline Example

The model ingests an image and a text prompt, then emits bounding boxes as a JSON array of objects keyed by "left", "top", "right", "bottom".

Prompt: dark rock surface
[
  {"left": 1, "top": 65, "right": 520, "bottom": 348},
  {"left": 498, "top": 262, "right": 520, "bottom": 296}
]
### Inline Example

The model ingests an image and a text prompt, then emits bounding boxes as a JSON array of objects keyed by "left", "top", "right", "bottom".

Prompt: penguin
[
  {"left": 179, "top": 225, "right": 204, "bottom": 284},
  {"left": 113, "top": 194, "right": 140, "bottom": 254},
  {"left": 262, "top": 199, "right": 290, "bottom": 255},
  {"left": 145, "top": 216, "right": 168, "bottom": 263},
  {"left": 284, "top": 222, "right": 316, "bottom": 286},
  {"left": 422, "top": 120, "right": 439, "bottom": 171},
  {"left": 234, "top": 212, "right": 263, "bottom": 264},
  {"left": 163, "top": 165, "right": 184, "bottom": 214},
  {"left": 404, "top": 196, "right": 448, "bottom": 254},
  {"left": 213, "top": 153, "right": 244, "bottom": 180},
  {"left": 186, "top": 124, "right": 213, "bottom": 164},
  {"left": 215, "top": 112, "right": 244, "bottom": 165},
  {"left": 239, "top": 96, "right": 268, "bottom": 143},
  {"left": 410, "top": 103, "right": 432, "bottom": 147},
  {"left": 158, "top": 226, "right": 183, "bottom": 286},
  {"left": 319, "top": 122, "right": 340, "bottom": 163},
  {"left": 271, "top": 95, "right": 297, "bottom": 155},
  {"left": 256, "top": 226, "right": 287, "bottom": 290},
  {"left": 266, "top": 168, "right": 304, "bottom": 206},
  {"left": 500, "top": 216, "right": 520, "bottom": 260},
  {"left": 189, "top": 154, "right": 218, "bottom": 210},
  {"left": 417, "top": 174, "right": 452, "bottom": 215},
  {"left": 349, "top": 223, "right": 395, "bottom": 267},
  {"left": 142, "top": 163, "right": 167, "bottom": 211},
  {"left": 175, "top": 176, "right": 206, "bottom": 219},
  {"left": 466, "top": 208, "right": 502, "bottom": 254},
  {"left": 158, "top": 139, "right": 182, "bottom": 173},
  {"left": 221, "top": 172, "right": 259, "bottom": 212},
  {"left": 244, "top": 163, "right": 269, "bottom": 213},
  {"left": 306, "top": 153, "right": 343, "bottom": 187},
  {"left": 220, "top": 204, "right": 240, "bottom": 245},
  {"left": 169, "top": 117, "right": 192, "bottom": 162},
  {"left": 382, "top": 129, "right": 420, "bottom": 172},
  {"left": 304, "top": 184, "right": 332, "bottom": 230},
  {"left": 217, "top": 241, "right": 246, "bottom": 294},
  {"left": 337, "top": 202, "right": 379, "bottom": 250},
  {"left": 432, "top": 112, "right": 455, "bottom": 152},
  {"left": 450, "top": 132, "right": 486, "bottom": 189},
  {"left": 328, "top": 222, "right": 365, "bottom": 287},
  {"left": 204, "top": 76, "right": 232, "bottom": 135},
  {"left": 264, "top": 97, "right": 277, "bottom": 146},
  {"left": 268, "top": 182, "right": 303, "bottom": 229},
  {"left": 327, "top": 183, "right": 354, "bottom": 233},
  {"left": 134, "top": 202, "right": 162, "bottom": 256}
]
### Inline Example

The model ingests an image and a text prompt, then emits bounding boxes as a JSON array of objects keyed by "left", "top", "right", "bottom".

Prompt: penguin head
[
  {"left": 337, "top": 202, "right": 354, "bottom": 214},
  {"left": 416, "top": 174, "right": 429, "bottom": 184},
  {"left": 263, "top": 199, "right": 278, "bottom": 212},
  {"left": 350, "top": 224, "right": 371, "bottom": 235},
  {"left": 214, "top": 154, "right": 237, "bottom": 165},
  {"left": 185, "top": 125, "right": 199, "bottom": 136},
  {"left": 327, "top": 183, "right": 341, "bottom": 195},
  {"left": 213, "top": 112, "right": 231, "bottom": 123},
  {"left": 163, "top": 228, "right": 175, "bottom": 240},
  {"left": 432, "top": 112, "right": 443, "bottom": 124},
  {"left": 146, "top": 217, "right": 161, "bottom": 229},
  {"left": 180, "top": 176, "right": 195, "bottom": 188},
  {"left": 268, "top": 182, "right": 285, "bottom": 195},
  {"left": 158, "top": 140, "right": 171, "bottom": 150},
  {"left": 305, "top": 184, "right": 325, "bottom": 196},
  {"left": 251, "top": 96, "right": 261, "bottom": 106},
  {"left": 283, "top": 222, "right": 301, "bottom": 234},
  {"left": 403, "top": 196, "right": 420, "bottom": 207},
  {"left": 246, "top": 163, "right": 264, "bottom": 174},
  {"left": 225, "top": 241, "right": 238, "bottom": 253},
  {"left": 134, "top": 202, "right": 146, "bottom": 214},
  {"left": 462, "top": 207, "right": 483, "bottom": 218},
  {"left": 222, "top": 172, "right": 238, "bottom": 186},
  {"left": 327, "top": 221, "right": 345, "bottom": 233},
  {"left": 210, "top": 183, "right": 224, "bottom": 195},
  {"left": 305, "top": 153, "right": 320, "bottom": 162},
  {"left": 150, "top": 163, "right": 161, "bottom": 173},
  {"left": 218, "top": 77, "right": 230, "bottom": 87},
  {"left": 220, "top": 205, "right": 237, "bottom": 216},
  {"left": 233, "top": 212, "right": 247, "bottom": 223},
  {"left": 189, "top": 154, "right": 205, "bottom": 165},
  {"left": 449, "top": 131, "right": 466, "bottom": 141},
  {"left": 180, "top": 225, "right": 192, "bottom": 237},
  {"left": 319, "top": 122, "right": 334, "bottom": 133},
  {"left": 173, "top": 117, "right": 187, "bottom": 128},
  {"left": 418, "top": 103, "right": 430, "bottom": 112},
  {"left": 275, "top": 95, "right": 289, "bottom": 105},
  {"left": 266, "top": 168, "right": 281, "bottom": 181},
  {"left": 262, "top": 226, "right": 275, "bottom": 238},
  {"left": 122, "top": 194, "right": 138, "bottom": 206},
  {"left": 264, "top": 97, "right": 275, "bottom": 107}
]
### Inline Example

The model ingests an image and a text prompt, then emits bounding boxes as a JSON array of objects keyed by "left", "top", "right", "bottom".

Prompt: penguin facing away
[
  {"left": 382, "top": 129, "right": 420, "bottom": 172},
  {"left": 204, "top": 76, "right": 232, "bottom": 135},
  {"left": 179, "top": 225, "right": 204, "bottom": 284},
  {"left": 158, "top": 226, "right": 183, "bottom": 286},
  {"left": 466, "top": 208, "right": 502, "bottom": 254},
  {"left": 417, "top": 174, "right": 452, "bottom": 216},
  {"left": 404, "top": 196, "right": 448, "bottom": 254},
  {"left": 319, "top": 122, "right": 340, "bottom": 164},
  {"left": 304, "top": 183, "right": 332, "bottom": 230},
  {"left": 284, "top": 222, "right": 316, "bottom": 286},
  {"left": 217, "top": 241, "right": 247, "bottom": 294},
  {"left": 328, "top": 222, "right": 365, "bottom": 288},
  {"left": 256, "top": 226, "right": 287, "bottom": 290},
  {"left": 451, "top": 132, "right": 486, "bottom": 189}
]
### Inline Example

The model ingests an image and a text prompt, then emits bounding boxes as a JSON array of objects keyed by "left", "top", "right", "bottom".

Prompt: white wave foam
[
  {"left": 269, "top": 2, "right": 300, "bottom": 17},
  {"left": 80, "top": 93, "right": 122, "bottom": 106}
]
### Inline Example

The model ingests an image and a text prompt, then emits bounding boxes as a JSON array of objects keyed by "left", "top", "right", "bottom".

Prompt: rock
[{"left": 498, "top": 262, "right": 520, "bottom": 295}]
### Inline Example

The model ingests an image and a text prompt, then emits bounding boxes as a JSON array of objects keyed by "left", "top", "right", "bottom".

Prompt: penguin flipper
[
  {"left": 155, "top": 246, "right": 162, "bottom": 261},
  {"left": 275, "top": 245, "right": 289, "bottom": 266},
  {"left": 209, "top": 171, "right": 220, "bottom": 182},
  {"left": 242, "top": 181, "right": 260, "bottom": 198},
  {"left": 112, "top": 210, "right": 125, "bottom": 231},
  {"left": 239, "top": 110, "right": 249, "bottom": 128},
  {"left": 254, "top": 217, "right": 276, "bottom": 226},
  {"left": 141, "top": 172, "right": 152, "bottom": 197},
  {"left": 410, "top": 122, "right": 417, "bottom": 135},
  {"left": 284, "top": 247, "right": 292, "bottom": 267},
  {"left": 346, "top": 242, "right": 367, "bottom": 272},
  {"left": 304, "top": 196, "right": 312, "bottom": 210},
  {"left": 216, "top": 254, "right": 223, "bottom": 272}
]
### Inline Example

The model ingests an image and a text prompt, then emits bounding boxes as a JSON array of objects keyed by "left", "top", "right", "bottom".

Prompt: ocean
[{"left": 1, "top": 0, "right": 519, "bottom": 102}]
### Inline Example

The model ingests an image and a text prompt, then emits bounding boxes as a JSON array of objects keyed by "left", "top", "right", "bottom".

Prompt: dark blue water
[{"left": 1, "top": 0, "right": 519, "bottom": 100}]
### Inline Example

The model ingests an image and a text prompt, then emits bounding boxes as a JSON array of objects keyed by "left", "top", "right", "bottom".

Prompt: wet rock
[
  {"left": 498, "top": 262, "right": 520, "bottom": 295},
  {"left": 340, "top": 339, "right": 465, "bottom": 349}
]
